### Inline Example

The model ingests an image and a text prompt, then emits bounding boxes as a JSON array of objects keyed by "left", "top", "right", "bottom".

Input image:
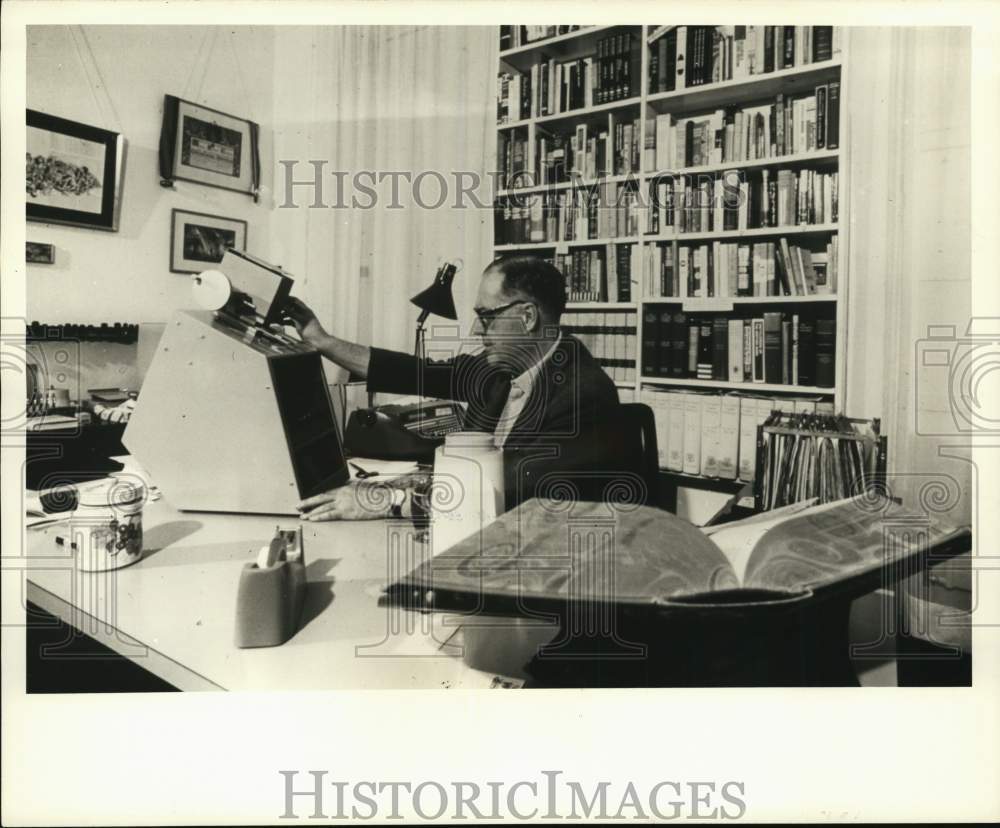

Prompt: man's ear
[{"left": 523, "top": 302, "right": 540, "bottom": 333}]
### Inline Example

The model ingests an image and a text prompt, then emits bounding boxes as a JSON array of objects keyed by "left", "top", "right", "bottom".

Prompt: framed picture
[
  {"left": 159, "top": 95, "right": 260, "bottom": 198},
  {"left": 26, "top": 242, "right": 55, "bottom": 264},
  {"left": 27, "top": 110, "right": 125, "bottom": 231},
  {"left": 170, "top": 209, "right": 248, "bottom": 274}
]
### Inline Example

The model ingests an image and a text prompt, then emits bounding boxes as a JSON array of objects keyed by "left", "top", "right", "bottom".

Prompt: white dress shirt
[{"left": 493, "top": 334, "right": 562, "bottom": 448}]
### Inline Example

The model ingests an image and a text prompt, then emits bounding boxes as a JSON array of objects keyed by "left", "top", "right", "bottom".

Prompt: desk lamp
[{"left": 410, "top": 261, "right": 459, "bottom": 360}]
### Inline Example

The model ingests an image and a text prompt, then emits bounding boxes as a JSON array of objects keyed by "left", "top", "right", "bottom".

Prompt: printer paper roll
[{"left": 191, "top": 269, "right": 232, "bottom": 311}]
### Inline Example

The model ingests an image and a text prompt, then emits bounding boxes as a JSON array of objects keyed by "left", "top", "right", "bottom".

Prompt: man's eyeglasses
[{"left": 472, "top": 300, "right": 531, "bottom": 331}]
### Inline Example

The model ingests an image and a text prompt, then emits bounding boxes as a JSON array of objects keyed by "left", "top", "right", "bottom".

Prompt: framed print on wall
[
  {"left": 159, "top": 95, "right": 261, "bottom": 200},
  {"left": 170, "top": 209, "right": 248, "bottom": 274},
  {"left": 27, "top": 109, "right": 125, "bottom": 231},
  {"left": 26, "top": 242, "right": 56, "bottom": 264}
]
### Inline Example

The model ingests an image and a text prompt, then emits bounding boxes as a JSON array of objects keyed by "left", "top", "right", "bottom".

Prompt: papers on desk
[
  {"left": 347, "top": 457, "right": 421, "bottom": 479},
  {"left": 25, "top": 458, "right": 162, "bottom": 530},
  {"left": 25, "top": 413, "right": 80, "bottom": 431}
]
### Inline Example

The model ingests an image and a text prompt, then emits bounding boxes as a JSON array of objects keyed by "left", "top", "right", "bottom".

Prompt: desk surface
[{"left": 25, "top": 497, "right": 498, "bottom": 691}]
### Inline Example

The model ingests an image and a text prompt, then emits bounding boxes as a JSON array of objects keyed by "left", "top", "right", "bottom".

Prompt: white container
[
  {"left": 68, "top": 476, "right": 145, "bottom": 572},
  {"left": 430, "top": 432, "right": 505, "bottom": 557}
]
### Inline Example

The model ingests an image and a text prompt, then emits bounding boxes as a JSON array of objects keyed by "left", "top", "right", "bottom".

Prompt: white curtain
[
  {"left": 845, "top": 27, "right": 972, "bottom": 527},
  {"left": 269, "top": 26, "right": 498, "bottom": 382}
]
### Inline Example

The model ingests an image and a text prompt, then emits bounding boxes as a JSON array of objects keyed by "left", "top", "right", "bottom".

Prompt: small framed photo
[
  {"left": 160, "top": 95, "right": 260, "bottom": 197},
  {"left": 26, "top": 242, "right": 56, "bottom": 265},
  {"left": 170, "top": 209, "right": 248, "bottom": 274},
  {"left": 27, "top": 109, "right": 125, "bottom": 231}
]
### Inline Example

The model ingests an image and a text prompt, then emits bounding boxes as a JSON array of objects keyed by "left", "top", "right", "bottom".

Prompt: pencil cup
[{"left": 234, "top": 554, "right": 307, "bottom": 648}]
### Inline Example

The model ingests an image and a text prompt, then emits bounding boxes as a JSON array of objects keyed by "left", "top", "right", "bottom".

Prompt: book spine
[
  {"left": 672, "top": 311, "right": 688, "bottom": 377},
  {"left": 697, "top": 319, "right": 714, "bottom": 379},
  {"left": 797, "top": 317, "right": 816, "bottom": 386},
  {"left": 815, "top": 317, "right": 836, "bottom": 388},
  {"left": 826, "top": 81, "right": 840, "bottom": 150},
  {"left": 642, "top": 306, "right": 659, "bottom": 376},
  {"left": 667, "top": 392, "right": 685, "bottom": 471},
  {"left": 712, "top": 316, "right": 729, "bottom": 380},
  {"left": 658, "top": 307, "right": 674, "bottom": 377},
  {"left": 700, "top": 394, "right": 722, "bottom": 477},
  {"left": 737, "top": 396, "right": 757, "bottom": 481},
  {"left": 763, "top": 311, "right": 783, "bottom": 384},
  {"left": 687, "top": 321, "right": 700, "bottom": 375},
  {"left": 718, "top": 394, "right": 740, "bottom": 480},
  {"left": 682, "top": 392, "right": 702, "bottom": 474}
]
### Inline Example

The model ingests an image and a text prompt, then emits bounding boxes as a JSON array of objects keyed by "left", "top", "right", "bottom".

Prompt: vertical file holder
[
  {"left": 234, "top": 529, "right": 307, "bottom": 648},
  {"left": 753, "top": 412, "right": 888, "bottom": 513}
]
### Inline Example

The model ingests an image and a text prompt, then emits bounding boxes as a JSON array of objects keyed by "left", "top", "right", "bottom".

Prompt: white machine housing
[{"left": 123, "top": 310, "right": 348, "bottom": 514}]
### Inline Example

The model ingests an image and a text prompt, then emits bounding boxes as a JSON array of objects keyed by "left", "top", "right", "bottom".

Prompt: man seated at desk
[{"left": 285, "top": 255, "right": 620, "bottom": 520}]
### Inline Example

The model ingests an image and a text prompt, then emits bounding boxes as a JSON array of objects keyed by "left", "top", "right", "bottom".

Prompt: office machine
[
  {"left": 123, "top": 250, "right": 349, "bottom": 515},
  {"left": 344, "top": 399, "right": 464, "bottom": 462}
]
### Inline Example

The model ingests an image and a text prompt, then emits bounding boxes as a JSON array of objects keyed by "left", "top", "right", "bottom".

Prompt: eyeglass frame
[{"left": 471, "top": 299, "right": 534, "bottom": 332}]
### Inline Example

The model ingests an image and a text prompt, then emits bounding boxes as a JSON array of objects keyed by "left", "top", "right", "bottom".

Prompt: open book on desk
[{"left": 383, "top": 494, "right": 971, "bottom": 617}]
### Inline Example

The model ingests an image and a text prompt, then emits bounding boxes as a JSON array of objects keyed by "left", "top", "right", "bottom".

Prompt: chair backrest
[
  {"left": 504, "top": 402, "right": 661, "bottom": 509},
  {"left": 612, "top": 403, "right": 660, "bottom": 506}
]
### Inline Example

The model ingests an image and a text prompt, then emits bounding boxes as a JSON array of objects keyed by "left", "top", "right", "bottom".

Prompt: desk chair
[
  {"left": 507, "top": 402, "right": 660, "bottom": 509},
  {"left": 606, "top": 402, "right": 660, "bottom": 506}
]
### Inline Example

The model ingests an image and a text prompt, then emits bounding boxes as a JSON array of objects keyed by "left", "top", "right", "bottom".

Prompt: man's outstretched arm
[{"left": 283, "top": 297, "right": 371, "bottom": 378}]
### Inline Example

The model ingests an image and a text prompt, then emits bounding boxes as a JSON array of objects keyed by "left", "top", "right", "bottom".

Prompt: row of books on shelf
[
  {"left": 639, "top": 387, "right": 835, "bottom": 481},
  {"left": 495, "top": 189, "right": 641, "bottom": 245},
  {"left": 497, "top": 32, "right": 639, "bottom": 123},
  {"left": 553, "top": 246, "right": 635, "bottom": 303},
  {"left": 758, "top": 410, "right": 880, "bottom": 509},
  {"left": 499, "top": 25, "right": 585, "bottom": 51},
  {"left": 495, "top": 168, "right": 838, "bottom": 244},
  {"left": 646, "top": 169, "right": 839, "bottom": 234},
  {"left": 644, "top": 236, "right": 838, "bottom": 298},
  {"left": 645, "top": 85, "right": 840, "bottom": 171},
  {"left": 642, "top": 308, "right": 836, "bottom": 388},
  {"left": 498, "top": 118, "right": 644, "bottom": 189},
  {"left": 562, "top": 311, "right": 637, "bottom": 383},
  {"left": 647, "top": 25, "right": 840, "bottom": 94}
]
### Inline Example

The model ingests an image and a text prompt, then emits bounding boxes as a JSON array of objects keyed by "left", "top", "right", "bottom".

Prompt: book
[
  {"left": 717, "top": 394, "right": 740, "bottom": 480},
  {"left": 386, "top": 496, "right": 970, "bottom": 617},
  {"left": 728, "top": 319, "right": 744, "bottom": 383},
  {"left": 797, "top": 317, "right": 816, "bottom": 386},
  {"left": 826, "top": 81, "right": 840, "bottom": 150},
  {"left": 682, "top": 391, "right": 702, "bottom": 474},
  {"left": 815, "top": 317, "right": 836, "bottom": 387},
  {"left": 737, "top": 396, "right": 760, "bottom": 481},
  {"left": 751, "top": 318, "right": 765, "bottom": 383},
  {"left": 658, "top": 306, "right": 674, "bottom": 377},
  {"left": 667, "top": 391, "right": 686, "bottom": 471},
  {"left": 700, "top": 394, "right": 722, "bottom": 477},
  {"left": 687, "top": 320, "right": 700, "bottom": 376},
  {"left": 763, "top": 312, "right": 784, "bottom": 384},
  {"left": 712, "top": 316, "right": 729, "bottom": 380},
  {"left": 672, "top": 311, "right": 689, "bottom": 377},
  {"left": 697, "top": 319, "right": 714, "bottom": 379},
  {"left": 642, "top": 306, "right": 659, "bottom": 376}
]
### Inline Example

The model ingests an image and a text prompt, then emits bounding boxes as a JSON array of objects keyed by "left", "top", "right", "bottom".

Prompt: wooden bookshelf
[
  {"left": 639, "top": 376, "right": 834, "bottom": 395},
  {"left": 494, "top": 24, "right": 849, "bottom": 484}
]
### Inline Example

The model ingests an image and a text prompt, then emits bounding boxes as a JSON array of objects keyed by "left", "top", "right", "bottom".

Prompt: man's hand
[
  {"left": 283, "top": 297, "right": 327, "bottom": 348},
  {"left": 280, "top": 296, "right": 371, "bottom": 378},
  {"left": 297, "top": 479, "right": 396, "bottom": 521}
]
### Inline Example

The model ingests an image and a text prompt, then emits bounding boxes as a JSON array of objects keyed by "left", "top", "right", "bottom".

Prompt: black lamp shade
[{"left": 410, "top": 262, "right": 458, "bottom": 320}]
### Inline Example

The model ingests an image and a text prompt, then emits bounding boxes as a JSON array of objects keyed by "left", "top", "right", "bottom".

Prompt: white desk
[{"left": 24, "top": 497, "right": 497, "bottom": 691}]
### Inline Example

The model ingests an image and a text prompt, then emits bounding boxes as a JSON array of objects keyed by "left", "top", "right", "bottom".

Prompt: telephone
[{"left": 343, "top": 400, "right": 465, "bottom": 462}]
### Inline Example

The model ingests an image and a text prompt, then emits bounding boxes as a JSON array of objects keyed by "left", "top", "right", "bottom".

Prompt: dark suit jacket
[{"left": 366, "top": 334, "right": 621, "bottom": 506}]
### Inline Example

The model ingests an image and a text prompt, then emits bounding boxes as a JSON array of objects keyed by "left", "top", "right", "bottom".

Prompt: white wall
[{"left": 26, "top": 25, "right": 276, "bottom": 325}]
